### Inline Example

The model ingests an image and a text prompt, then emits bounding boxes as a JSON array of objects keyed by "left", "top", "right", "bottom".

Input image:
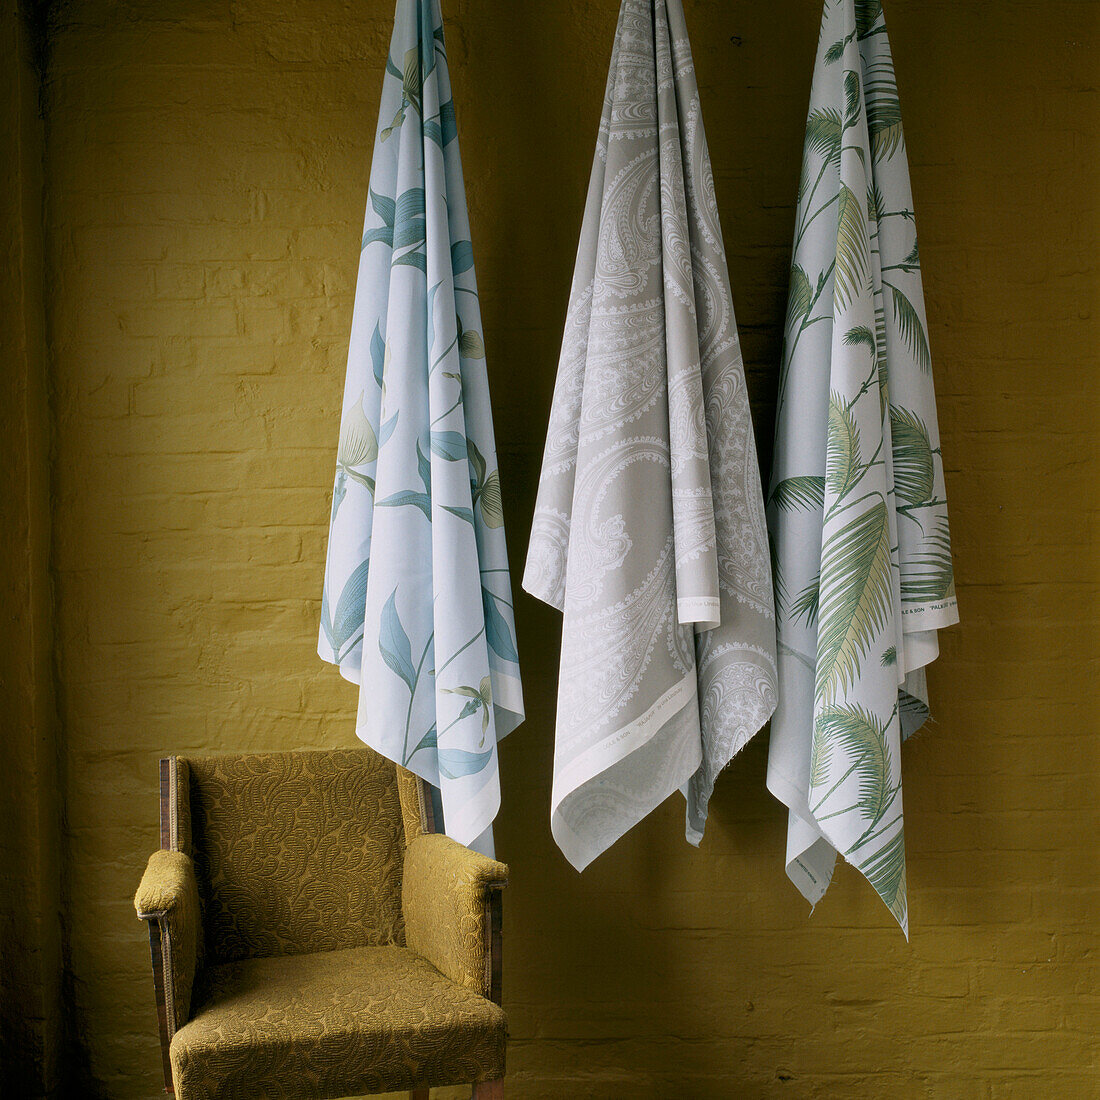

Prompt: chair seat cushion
[{"left": 169, "top": 945, "right": 506, "bottom": 1099}]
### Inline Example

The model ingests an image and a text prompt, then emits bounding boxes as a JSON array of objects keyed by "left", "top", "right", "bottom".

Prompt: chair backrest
[{"left": 163, "top": 748, "right": 408, "bottom": 965}]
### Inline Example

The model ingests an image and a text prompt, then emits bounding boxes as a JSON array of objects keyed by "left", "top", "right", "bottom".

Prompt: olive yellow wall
[
  {"left": 9, "top": 0, "right": 1100, "bottom": 1095},
  {"left": 0, "top": 1, "right": 62, "bottom": 1094}
]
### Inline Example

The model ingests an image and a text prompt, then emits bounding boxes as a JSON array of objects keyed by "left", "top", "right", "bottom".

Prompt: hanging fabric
[
  {"left": 525, "top": 0, "right": 778, "bottom": 872},
  {"left": 767, "top": 0, "right": 958, "bottom": 934},
  {"left": 319, "top": 0, "right": 523, "bottom": 854}
]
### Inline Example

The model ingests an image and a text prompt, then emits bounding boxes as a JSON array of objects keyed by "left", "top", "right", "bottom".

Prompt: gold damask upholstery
[
  {"left": 134, "top": 849, "right": 203, "bottom": 1032},
  {"left": 396, "top": 763, "right": 430, "bottom": 843},
  {"left": 187, "top": 750, "right": 407, "bottom": 962},
  {"left": 134, "top": 748, "right": 508, "bottom": 1099},
  {"left": 171, "top": 946, "right": 505, "bottom": 1099},
  {"left": 404, "top": 834, "right": 508, "bottom": 997}
]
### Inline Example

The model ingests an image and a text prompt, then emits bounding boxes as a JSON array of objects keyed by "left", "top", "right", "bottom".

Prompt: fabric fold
[
  {"left": 525, "top": 0, "right": 778, "bottom": 871},
  {"left": 319, "top": 0, "right": 523, "bottom": 854},
  {"left": 766, "top": 0, "right": 959, "bottom": 934}
]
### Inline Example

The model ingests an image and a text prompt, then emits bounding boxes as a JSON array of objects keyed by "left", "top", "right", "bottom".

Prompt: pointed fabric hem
[
  {"left": 319, "top": 0, "right": 523, "bottom": 852},
  {"left": 766, "top": 0, "right": 956, "bottom": 934},
  {"left": 526, "top": 0, "right": 777, "bottom": 870}
]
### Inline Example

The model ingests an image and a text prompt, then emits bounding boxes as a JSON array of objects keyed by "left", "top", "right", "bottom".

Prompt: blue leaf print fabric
[{"left": 319, "top": 0, "right": 523, "bottom": 853}]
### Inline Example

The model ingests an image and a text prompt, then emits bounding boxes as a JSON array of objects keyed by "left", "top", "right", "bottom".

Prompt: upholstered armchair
[{"left": 134, "top": 749, "right": 508, "bottom": 1100}]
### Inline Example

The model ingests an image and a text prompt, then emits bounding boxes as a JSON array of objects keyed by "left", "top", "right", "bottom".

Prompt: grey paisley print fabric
[
  {"left": 185, "top": 750, "right": 406, "bottom": 963},
  {"left": 170, "top": 945, "right": 506, "bottom": 1099},
  {"left": 524, "top": 0, "right": 778, "bottom": 871}
]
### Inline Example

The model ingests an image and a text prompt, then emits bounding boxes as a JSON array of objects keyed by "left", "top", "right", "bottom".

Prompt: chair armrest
[
  {"left": 402, "top": 833, "right": 508, "bottom": 1000},
  {"left": 135, "top": 849, "right": 202, "bottom": 1044}
]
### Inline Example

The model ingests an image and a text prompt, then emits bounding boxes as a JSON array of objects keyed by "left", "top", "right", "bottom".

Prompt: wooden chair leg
[{"left": 471, "top": 1080, "right": 503, "bottom": 1099}]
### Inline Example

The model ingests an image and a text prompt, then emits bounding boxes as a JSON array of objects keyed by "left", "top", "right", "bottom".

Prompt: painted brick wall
[
  {"left": 34, "top": 0, "right": 1099, "bottom": 1096},
  {"left": 1, "top": 1, "right": 62, "bottom": 1093}
]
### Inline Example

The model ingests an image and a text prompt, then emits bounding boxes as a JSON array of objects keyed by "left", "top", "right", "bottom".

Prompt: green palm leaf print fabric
[
  {"left": 766, "top": 0, "right": 958, "bottom": 934},
  {"left": 319, "top": 0, "right": 523, "bottom": 854}
]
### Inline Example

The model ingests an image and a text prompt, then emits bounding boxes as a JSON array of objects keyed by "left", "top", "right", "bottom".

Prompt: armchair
[{"left": 134, "top": 749, "right": 507, "bottom": 1099}]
